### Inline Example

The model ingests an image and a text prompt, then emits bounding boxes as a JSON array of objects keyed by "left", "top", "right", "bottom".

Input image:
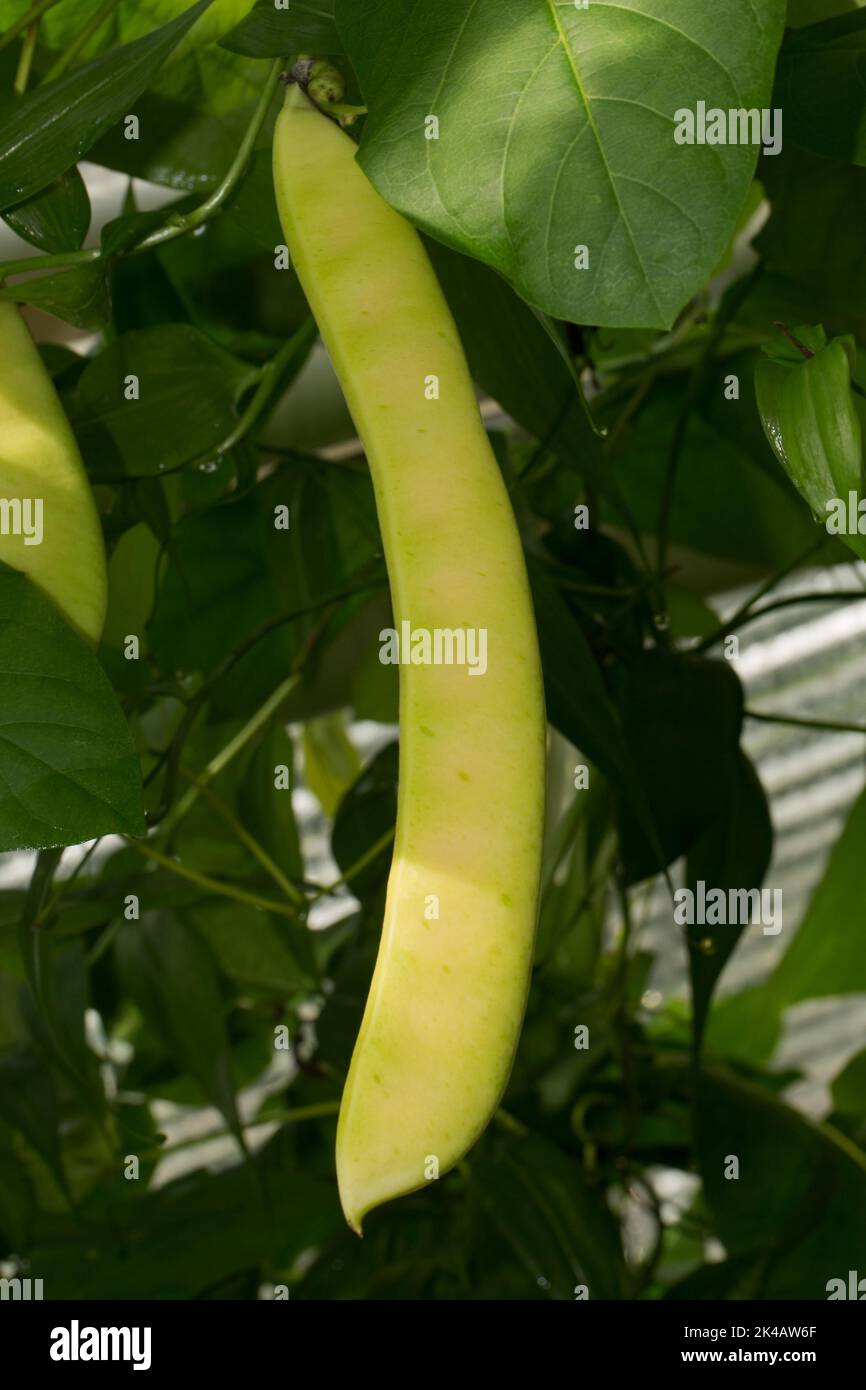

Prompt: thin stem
[
  {"left": 0, "top": 0, "right": 63, "bottom": 53},
  {"left": 695, "top": 535, "right": 836, "bottom": 653},
  {"left": 14, "top": 12, "right": 40, "bottom": 93},
  {"left": 93, "top": 318, "right": 316, "bottom": 486},
  {"left": 283, "top": 1101, "right": 340, "bottom": 1123},
  {"left": 145, "top": 572, "right": 385, "bottom": 815},
  {"left": 698, "top": 589, "right": 866, "bottom": 651},
  {"left": 161, "top": 671, "right": 301, "bottom": 840},
  {"left": 0, "top": 247, "right": 99, "bottom": 283},
  {"left": 135, "top": 56, "right": 285, "bottom": 254},
  {"left": 746, "top": 709, "right": 866, "bottom": 736},
  {"left": 43, "top": 0, "right": 120, "bottom": 81},
  {"left": 126, "top": 838, "right": 303, "bottom": 921},
  {"left": 529, "top": 306, "right": 649, "bottom": 566},
  {"left": 177, "top": 769, "right": 305, "bottom": 907},
  {"left": 41, "top": 836, "right": 103, "bottom": 923},
  {"left": 308, "top": 824, "right": 396, "bottom": 902},
  {"left": 773, "top": 321, "right": 815, "bottom": 360},
  {"left": 205, "top": 319, "right": 316, "bottom": 461},
  {"left": 0, "top": 55, "right": 283, "bottom": 283}
]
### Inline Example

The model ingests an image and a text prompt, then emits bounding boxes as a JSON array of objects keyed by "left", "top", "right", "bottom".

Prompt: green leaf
[
  {"left": 755, "top": 333, "right": 864, "bottom": 560},
  {"left": 600, "top": 350, "right": 823, "bottom": 570},
  {"left": 24, "top": 1127, "right": 342, "bottom": 1298},
  {"left": 338, "top": 0, "right": 786, "bottom": 328},
  {"left": 0, "top": 0, "right": 215, "bottom": 212},
  {"left": 787, "top": 0, "right": 862, "bottom": 23},
  {"left": 18, "top": 935, "right": 104, "bottom": 1116},
  {"left": 0, "top": 1050, "right": 64, "bottom": 1191},
  {"left": 303, "top": 712, "right": 361, "bottom": 819},
  {"left": 331, "top": 741, "right": 397, "bottom": 900},
  {"left": 686, "top": 753, "right": 773, "bottom": 1047},
  {"left": 426, "top": 240, "right": 603, "bottom": 488},
  {"left": 183, "top": 899, "right": 313, "bottom": 994},
  {"left": 697, "top": 1066, "right": 866, "bottom": 1298},
  {"left": 528, "top": 559, "right": 631, "bottom": 792},
  {"left": 237, "top": 721, "right": 303, "bottom": 885},
  {"left": 222, "top": 0, "right": 342, "bottom": 56},
  {"left": 2, "top": 168, "right": 91, "bottom": 253},
  {"left": 775, "top": 10, "right": 866, "bottom": 165},
  {"left": 100, "top": 204, "right": 179, "bottom": 258},
  {"left": 754, "top": 145, "right": 866, "bottom": 339},
  {"left": 0, "top": 568, "right": 144, "bottom": 851},
  {"left": 708, "top": 782, "right": 866, "bottom": 1063},
  {"left": 148, "top": 489, "right": 296, "bottom": 711},
  {"left": 471, "top": 1132, "right": 628, "bottom": 1299},
  {"left": 832, "top": 1047, "right": 866, "bottom": 1117},
  {"left": 69, "top": 324, "right": 259, "bottom": 479},
  {"left": 0, "top": 1139, "right": 33, "bottom": 1251},
  {"left": 0, "top": 262, "right": 111, "bottom": 333},
  {"left": 116, "top": 909, "right": 241, "bottom": 1135},
  {"left": 615, "top": 651, "right": 745, "bottom": 883}
]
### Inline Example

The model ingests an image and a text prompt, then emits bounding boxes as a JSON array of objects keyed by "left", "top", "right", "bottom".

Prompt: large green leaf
[
  {"left": 337, "top": 0, "right": 786, "bottom": 327},
  {"left": 615, "top": 650, "right": 745, "bottom": 883},
  {"left": 601, "top": 351, "right": 823, "bottom": 569},
  {"left": 0, "top": 568, "right": 144, "bottom": 850},
  {"left": 471, "top": 1132, "right": 629, "bottom": 1299},
  {"left": 182, "top": 899, "right": 313, "bottom": 996},
  {"left": 331, "top": 741, "right": 398, "bottom": 901},
  {"left": 753, "top": 145, "right": 866, "bottom": 340},
  {"left": 426, "top": 240, "right": 603, "bottom": 486},
  {"left": 24, "top": 1127, "right": 342, "bottom": 1298},
  {"left": 697, "top": 1067, "right": 866, "bottom": 1298},
  {"left": 0, "top": 1050, "right": 64, "bottom": 1191},
  {"left": 69, "top": 325, "right": 260, "bottom": 480},
  {"left": 116, "top": 910, "right": 241, "bottom": 1134},
  {"left": 708, "top": 783, "right": 866, "bottom": 1062},
  {"left": 222, "top": 0, "right": 342, "bottom": 57},
  {"left": 775, "top": 10, "right": 866, "bottom": 165},
  {"left": 0, "top": 0, "right": 214, "bottom": 212},
  {"left": 686, "top": 753, "right": 773, "bottom": 1048}
]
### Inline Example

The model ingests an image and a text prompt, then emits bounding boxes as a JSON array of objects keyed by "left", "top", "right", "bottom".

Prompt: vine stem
[
  {"left": 43, "top": 0, "right": 121, "bottom": 81},
  {"left": 307, "top": 825, "right": 396, "bottom": 903},
  {"left": 0, "top": 0, "right": 63, "bottom": 53},
  {"left": 160, "top": 670, "right": 301, "bottom": 844},
  {"left": 0, "top": 55, "right": 285, "bottom": 283},
  {"left": 697, "top": 588, "right": 866, "bottom": 652},
  {"left": 694, "top": 535, "right": 835, "bottom": 654},
  {"left": 125, "top": 838, "right": 303, "bottom": 921},
  {"left": 177, "top": 770, "right": 304, "bottom": 907},
  {"left": 134, "top": 56, "right": 286, "bottom": 253},
  {"left": 14, "top": 8, "right": 40, "bottom": 93},
  {"left": 745, "top": 710, "right": 866, "bottom": 736},
  {"left": 144, "top": 571, "right": 386, "bottom": 818},
  {"left": 199, "top": 318, "right": 316, "bottom": 464}
]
